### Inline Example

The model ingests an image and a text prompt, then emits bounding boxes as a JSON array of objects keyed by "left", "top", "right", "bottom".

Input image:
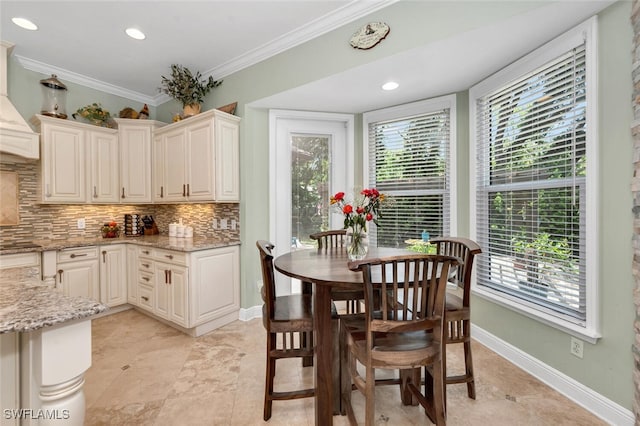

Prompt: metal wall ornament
[
  {"left": 349, "top": 22, "right": 390, "bottom": 50},
  {"left": 39, "top": 74, "right": 68, "bottom": 119}
]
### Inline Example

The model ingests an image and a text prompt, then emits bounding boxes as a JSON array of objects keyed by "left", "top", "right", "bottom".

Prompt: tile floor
[{"left": 84, "top": 309, "right": 606, "bottom": 425}]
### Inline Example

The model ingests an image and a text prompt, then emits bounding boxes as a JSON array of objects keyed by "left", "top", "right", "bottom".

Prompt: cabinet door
[
  {"left": 215, "top": 116, "right": 240, "bottom": 201},
  {"left": 190, "top": 246, "right": 240, "bottom": 325},
  {"left": 168, "top": 265, "right": 188, "bottom": 327},
  {"left": 154, "top": 262, "right": 170, "bottom": 319},
  {"left": 120, "top": 123, "right": 152, "bottom": 203},
  {"left": 152, "top": 134, "right": 166, "bottom": 201},
  {"left": 99, "top": 245, "right": 127, "bottom": 307},
  {"left": 41, "top": 122, "right": 85, "bottom": 203},
  {"left": 186, "top": 119, "right": 215, "bottom": 201},
  {"left": 57, "top": 259, "right": 99, "bottom": 301},
  {"left": 89, "top": 130, "right": 120, "bottom": 203},
  {"left": 126, "top": 245, "right": 138, "bottom": 304},
  {"left": 162, "top": 129, "right": 188, "bottom": 202}
]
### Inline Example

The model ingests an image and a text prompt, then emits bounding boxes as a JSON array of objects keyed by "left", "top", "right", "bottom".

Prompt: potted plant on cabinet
[{"left": 160, "top": 64, "right": 222, "bottom": 117}]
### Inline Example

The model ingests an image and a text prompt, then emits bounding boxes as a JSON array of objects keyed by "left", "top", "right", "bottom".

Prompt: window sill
[{"left": 472, "top": 286, "right": 601, "bottom": 344}]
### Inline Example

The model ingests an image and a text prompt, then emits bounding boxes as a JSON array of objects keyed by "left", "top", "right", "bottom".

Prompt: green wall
[{"left": 6, "top": 0, "right": 633, "bottom": 412}]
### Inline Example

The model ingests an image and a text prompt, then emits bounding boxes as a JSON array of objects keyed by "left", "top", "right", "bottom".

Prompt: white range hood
[{"left": 0, "top": 41, "right": 39, "bottom": 160}]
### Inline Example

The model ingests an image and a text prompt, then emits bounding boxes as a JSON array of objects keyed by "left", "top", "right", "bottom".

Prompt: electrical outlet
[
  {"left": 570, "top": 337, "right": 583, "bottom": 359},
  {"left": 212, "top": 219, "right": 217, "bottom": 229},
  {"left": 77, "top": 218, "right": 86, "bottom": 230},
  {"left": 231, "top": 219, "right": 237, "bottom": 230},
  {"left": 220, "top": 218, "right": 228, "bottom": 229}
]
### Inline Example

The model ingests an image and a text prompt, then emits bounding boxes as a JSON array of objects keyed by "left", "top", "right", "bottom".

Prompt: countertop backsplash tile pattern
[{"left": 0, "top": 159, "right": 239, "bottom": 246}]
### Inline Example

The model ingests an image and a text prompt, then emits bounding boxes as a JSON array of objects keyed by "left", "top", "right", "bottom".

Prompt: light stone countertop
[
  {"left": 0, "top": 266, "right": 108, "bottom": 334},
  {"left": 0, "top": 235, "right": 241, "bottom": 255}
]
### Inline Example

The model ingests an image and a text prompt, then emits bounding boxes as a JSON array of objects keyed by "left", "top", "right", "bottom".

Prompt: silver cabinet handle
[
  {"left": 102, "top": 250, "right": 107, "bottom": 262},
  {"left": 160, "top": 186, "right": 164, "bottom": 198}
]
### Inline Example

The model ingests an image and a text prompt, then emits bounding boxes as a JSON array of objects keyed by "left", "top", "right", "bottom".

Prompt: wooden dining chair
[
  {"left": 430, "top": 237, "right": 482, "bottom": 400},
  {"left": 340, "top": 253, "right": 459, "bottom": 426},
  {"left": 310, "top": 229, "right": 365, "bottom": 314},
  {"left": 309, "top": 229, "right": 365, "bottom": 414},
  {"left": 256, "top": 240, "right": 315, "bottom": 421}
]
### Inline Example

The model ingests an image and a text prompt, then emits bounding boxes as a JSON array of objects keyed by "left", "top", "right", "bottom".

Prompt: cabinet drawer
[
  {"left": 57, "top": 247, "right": 98, "bottom": 263},
  {"left": 154, "top": 249, "right": 186, "bottom": 264},
  {"left": 138, "top": 258, "right": 154, "bottom": 271},
  {"left": 138, "top": 247, "right": 154, "bottom": 258},
  {"left": 138, "top": 284, "right": 154, "bottom": 311},
  {"left": 138, "top": 270, "right": 154, "bottom": 286}
]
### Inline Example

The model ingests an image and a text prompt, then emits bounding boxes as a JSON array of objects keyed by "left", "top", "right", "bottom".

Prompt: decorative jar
[{"left": 39, "top": 74, "right": 68, "bottom": 119}]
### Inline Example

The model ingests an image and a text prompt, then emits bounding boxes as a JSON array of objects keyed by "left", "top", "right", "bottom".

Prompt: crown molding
[
  {"left": 206, "top": 0, "right": 399, "bottom": 80},
  {"left": 14, "top": 0, "right": 398, "bottom": 106},
  {"left": 15, "top": 55, "right": 158, "bottom": 106}
]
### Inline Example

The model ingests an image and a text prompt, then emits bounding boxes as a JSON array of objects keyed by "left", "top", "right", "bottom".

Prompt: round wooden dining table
[{"left": 274, "top": 246, "right": 415, "bottom": 425}]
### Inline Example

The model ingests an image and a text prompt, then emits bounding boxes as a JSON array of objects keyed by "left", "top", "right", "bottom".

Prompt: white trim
[
  {"left": 363, "top": 94, "right": 458, "bottom": 236},
  {"left": 469, "top": 17, "right": 599, "bottom": 339},
  {"left": 238, "top": 305, "right": 262, "bottom": 322},
  {"left": 472, "top": 324, "right": 634, "bottom": 426}
]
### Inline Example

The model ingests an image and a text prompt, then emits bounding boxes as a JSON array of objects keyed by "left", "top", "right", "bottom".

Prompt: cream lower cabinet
[
  {"left": 99, "top": 244, "right": 127, "bottom": 307},
  {"left": 154, "top": 261, "right": 188, "bottom": 327},
  {"left": 55, "top": 247, "right": 100, "bottom": 301},
  {"left": 126, "top": 245, "right": 138, "bottom": 304},
  {"left": 130, "top": 245, "right": 240, "bottom": 336}
]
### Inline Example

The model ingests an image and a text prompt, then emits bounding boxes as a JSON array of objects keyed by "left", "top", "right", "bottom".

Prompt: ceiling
[{"left": 1, "top": 1, "right": 615, "bottom": 114}]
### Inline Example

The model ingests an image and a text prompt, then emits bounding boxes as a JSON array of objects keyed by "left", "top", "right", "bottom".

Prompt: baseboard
[
  {"left": 472, "top": 324, "right": 634, "bottom": 426},
  {"left": 239, "top": 305, "right": 262, "bottom": 321}
]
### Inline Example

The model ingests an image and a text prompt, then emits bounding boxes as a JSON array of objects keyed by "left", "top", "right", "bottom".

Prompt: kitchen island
[{"left": 0, "top": 264, "right": 107, "bottom": 425}]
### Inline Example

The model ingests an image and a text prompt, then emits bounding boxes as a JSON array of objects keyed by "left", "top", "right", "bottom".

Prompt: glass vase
[{"left": 346, "top": 227, "right": 368, "bottom": 261}]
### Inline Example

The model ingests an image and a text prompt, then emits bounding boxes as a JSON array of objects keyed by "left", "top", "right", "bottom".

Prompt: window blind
[
  {"left": 368, "top": 110, "right": 450, "bottom": 247},
  {"left": 475, "top": 43, "right": 587, "bottom": 323}
]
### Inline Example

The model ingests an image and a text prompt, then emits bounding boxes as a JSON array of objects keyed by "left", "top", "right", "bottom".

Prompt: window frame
[
  {"left": 469, "top": 17, "right": 600, "bottom": 342},
  {"left": 363, "top": 94, "right": 457, "bottom": 244}
]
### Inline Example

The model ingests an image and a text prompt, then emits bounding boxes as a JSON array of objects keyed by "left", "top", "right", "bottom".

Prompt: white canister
[
  {"left": 169, "top": 223, "right": 177, "bottom": 237},
  {"left": 185, "top": 226, "right": 193, "bottom": 238},
  {"left": 176, "top": 224, "right": 185, "bottom": 238}
]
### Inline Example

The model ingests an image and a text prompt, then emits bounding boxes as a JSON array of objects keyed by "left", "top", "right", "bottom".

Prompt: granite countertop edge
[
  {"left": 0, "top": 278, "right": 109, "bottom": 334},
  {"left": 0, "top": 235, "right": 241, "bottom": 255}
]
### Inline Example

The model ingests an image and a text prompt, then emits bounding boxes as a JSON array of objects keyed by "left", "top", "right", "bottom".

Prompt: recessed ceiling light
[
  {"left": 12, "top": 17, "right": 38, "bottom": 31},
  {"left": 125, "top": 28, "right": 146, "bottom": 40},
  {"left": 382, "top": 81, "right": 399, "bottom": 91}
]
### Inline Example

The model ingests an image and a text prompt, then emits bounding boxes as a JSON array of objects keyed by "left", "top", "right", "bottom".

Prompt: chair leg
[
  {"left": 463, "top": 338, "right": 476, "bottom": 399},
  {"left": 332, "top": 317, "right": 341, "bottom": 414},
  {"left": 302, "top": 331, "right": 314, "bottom": 367},
  {"left": 341, "top": 325, "right": 357, "bottom": 424},
  {"left": 264, "top": 333, "right": 276, "bottom": 421},
  {"left": 431, "top": 357, "right": 446, "bottom": 426},
  {"left": 364, "top": 364, "right": 375, "bottom": 426}
]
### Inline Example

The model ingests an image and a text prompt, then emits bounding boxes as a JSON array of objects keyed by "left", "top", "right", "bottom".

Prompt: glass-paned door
[
  {"left": 270, "top": 110, "right": 354, "bottom": 295},
  {"left": 291, "top": 134, "right": 330, "bottom": 249}
]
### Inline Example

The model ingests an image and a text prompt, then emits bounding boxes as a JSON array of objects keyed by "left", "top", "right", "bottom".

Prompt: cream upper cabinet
[
  {"left": 34, "top": 114, "right": 87, "bottom": 203},
  {"left": 89, "top": 128, "right": 119, "bottom": 203},
  {"left": 152, "top": 109, "right": 240, "bottom": 203},
  {"left": 116, "top": 118, "right": 164, "bottom": 204},
  {"left": 214, "top": 114, "right": 240, "bottom": 201},
  {"left": 35, "top": 114, "right": 118, "bottom": 204}
]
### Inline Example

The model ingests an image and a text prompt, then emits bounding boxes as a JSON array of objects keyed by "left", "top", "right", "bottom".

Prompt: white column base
[{"left": 21, "top": 319, "right": 92, "bottom": 425}]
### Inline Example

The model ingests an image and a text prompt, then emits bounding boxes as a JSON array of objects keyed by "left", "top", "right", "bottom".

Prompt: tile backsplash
[{"left": 0, "top": 158, "right": 239, "bottom": 245}]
